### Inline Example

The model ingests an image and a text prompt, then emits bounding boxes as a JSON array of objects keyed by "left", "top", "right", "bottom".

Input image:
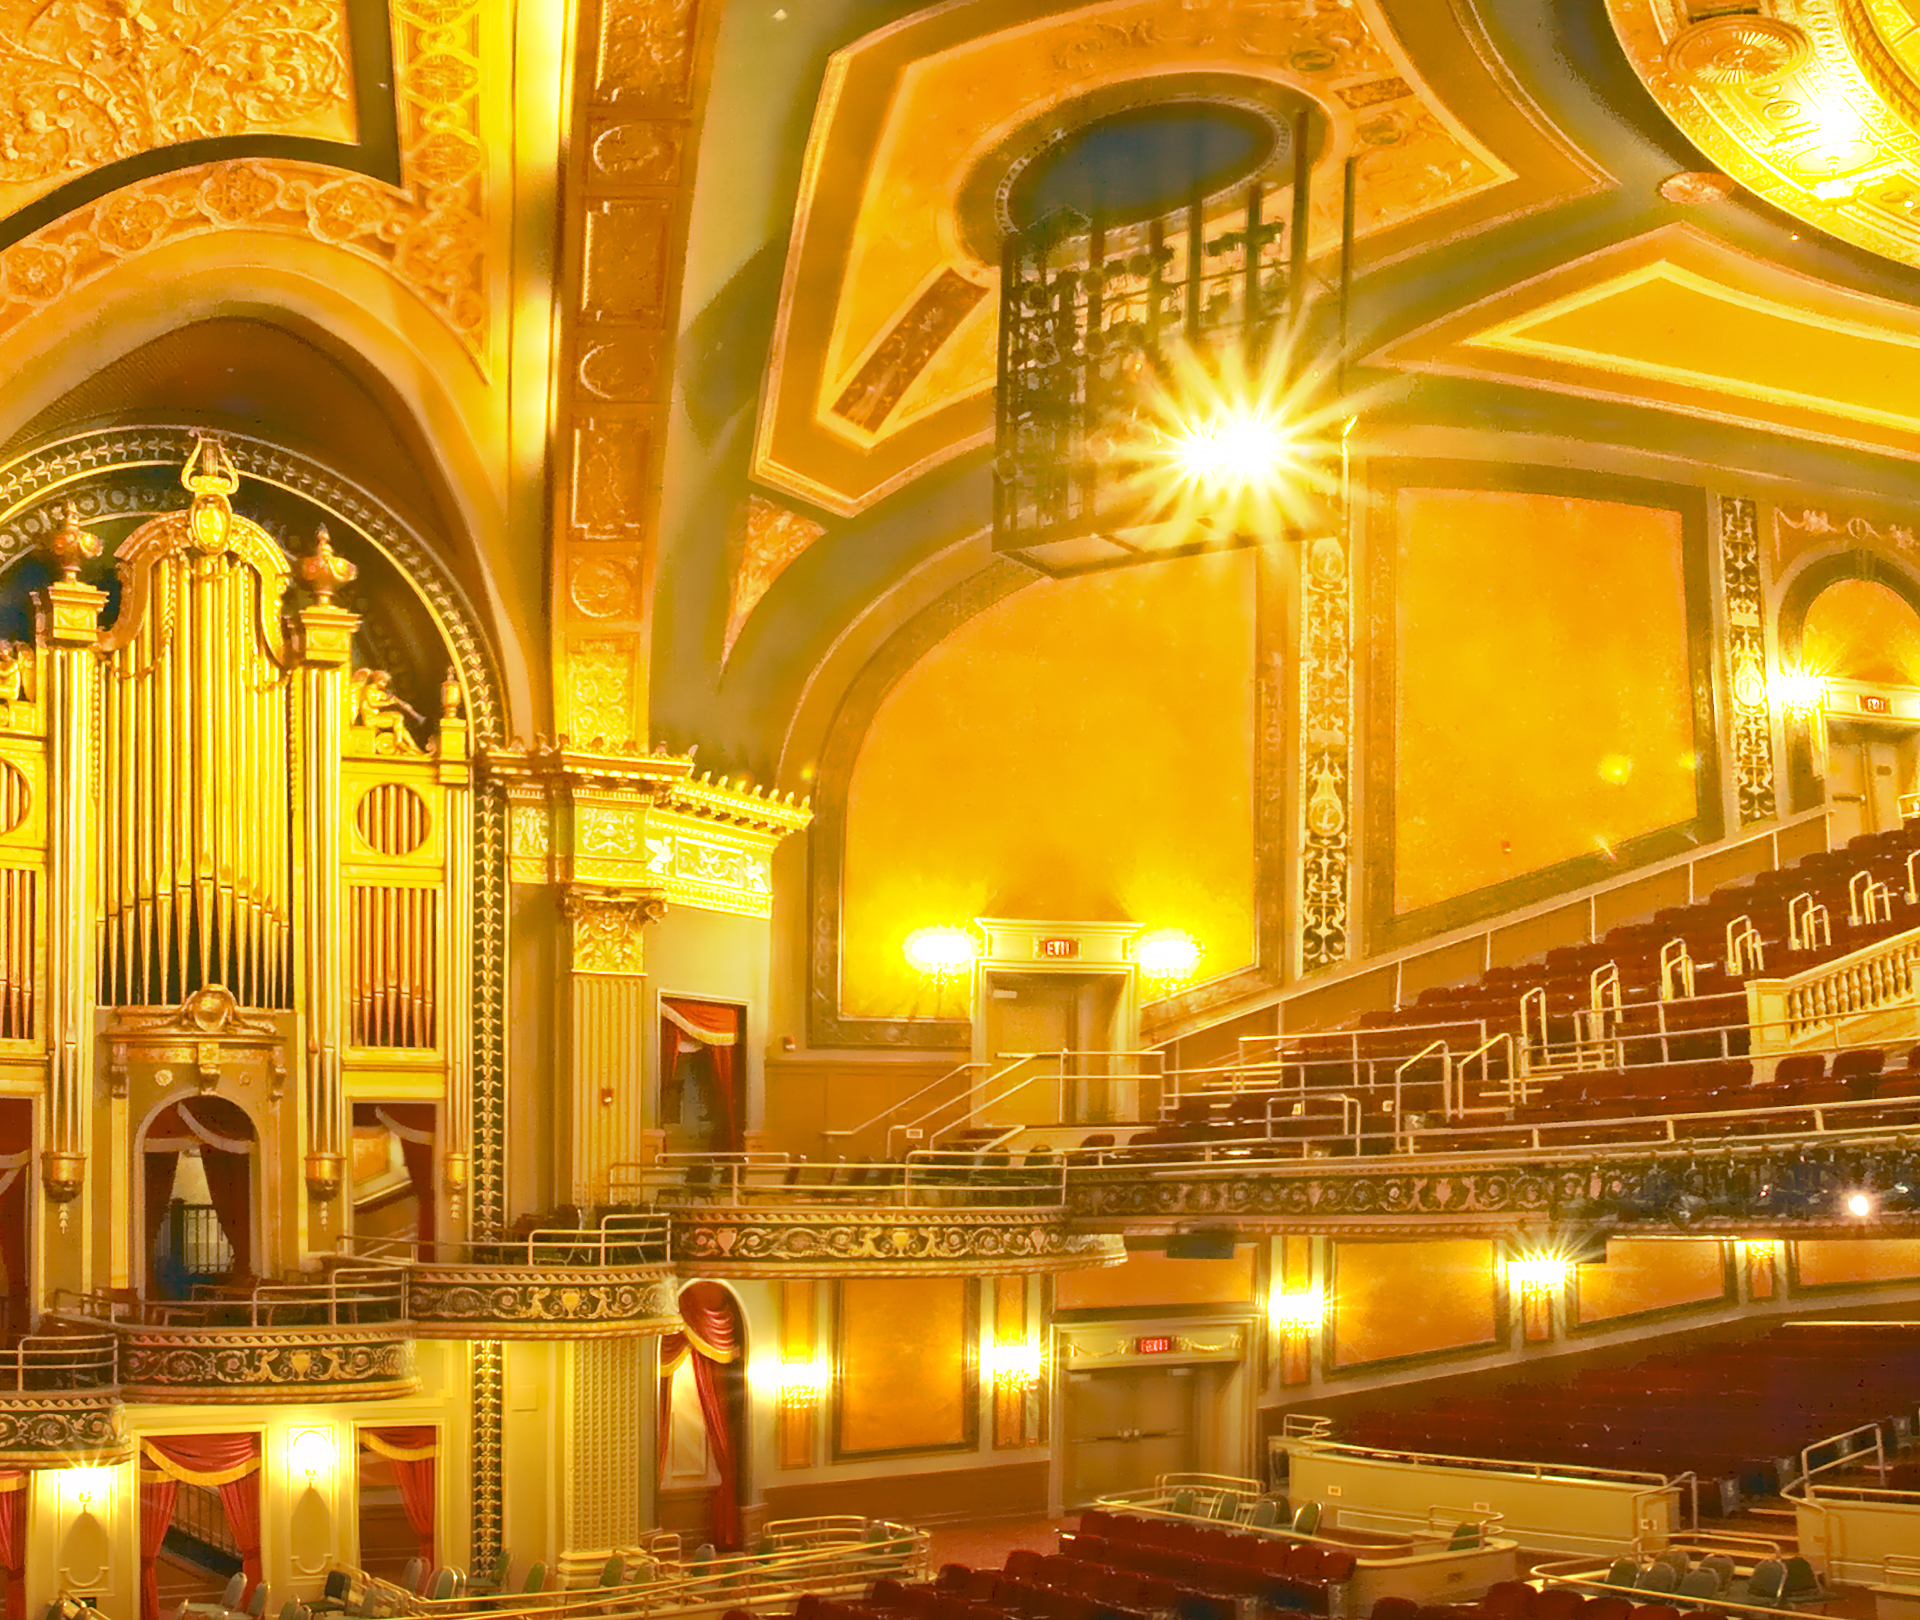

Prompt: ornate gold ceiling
[
  {"left": 752, "top": 0, "right": 1604, "bottom": 518},
  {"left": 1608, "top": 0, "right": 1920, "bottom": 268}
]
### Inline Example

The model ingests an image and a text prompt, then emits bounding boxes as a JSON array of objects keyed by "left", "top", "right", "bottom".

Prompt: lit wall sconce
[
  {"left": 1268, "top": 1288, "right": 1325, "bottom": 1386},
  {"left": 1772, "top": 669, "right": 1828, "bottom": 757},
  {"left": 1134, "top": 929, "right": 1202, "bottom": 997},
  {"left": 904, "top": 926, "right": 978, "bottom": 1011},
  {"left": 288, "top": 1429, "right": 337, "bottom": 1490},
  {"left": 774, "top": 1358, "right": 832, "bottom": 1410},
  {"left": 1740, "top": 1239, "right": 1781, "bottom": 1301},
  {"left": 63, "top": 1466, "right": 112, "bottom": 1518},
  {"left": 1506, "top": 1254, "right": 1570, "bottom": 1344},
  {"left": 984, "top": 1339, "right": 1044, "bottom": 1395}
]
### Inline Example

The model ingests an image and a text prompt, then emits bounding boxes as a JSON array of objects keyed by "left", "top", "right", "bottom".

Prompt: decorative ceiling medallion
[
  {"left": 1658, "top": 170, "right": 1738, "bottom": 204},
  {"left": 1609, "top": 0, "right": 1920, "bottom": 267},
  {"left": 754, "top": 0, "right": 1592, "bottom": 518}
]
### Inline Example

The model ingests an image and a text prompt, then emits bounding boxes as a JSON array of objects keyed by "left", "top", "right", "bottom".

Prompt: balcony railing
[
  {"left": 610, "top": 1152, "right": 1069, "bottom": 1209},
  {"left": 0, "top": 1331, "right": 123, "bottom": 1462}
]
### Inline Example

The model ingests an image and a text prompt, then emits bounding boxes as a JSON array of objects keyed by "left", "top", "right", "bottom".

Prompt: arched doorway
[
  {"left": 140, "top": 1097, "right": 256, "bottom": 1299},
  {"left": 657, "top": 1282, "right": 747, "bottom": 1549}
]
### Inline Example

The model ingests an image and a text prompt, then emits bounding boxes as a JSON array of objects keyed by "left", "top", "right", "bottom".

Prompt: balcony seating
[{"left": 1339, "top": 1323, "right": 1920, "bottom": 1492}]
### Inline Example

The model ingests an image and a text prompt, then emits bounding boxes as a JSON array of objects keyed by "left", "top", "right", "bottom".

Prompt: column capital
[{"left": 560, "top": 885, "right": 667, "bottom": 975}]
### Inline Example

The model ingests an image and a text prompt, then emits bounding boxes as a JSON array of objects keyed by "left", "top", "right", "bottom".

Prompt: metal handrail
[
  {"left": 342, "top": 1214, "right": 671, "bottom": 1269},
  {"left": 886, "top": 1052, "right": 1044, "bottom": 1157},
  {"left": 55, "top": 1267, "right": 406, "bottom": 1328},
  {"left": 609, "top": 1153, "right": 1069, "bottom": 1209},
  {"left": 1282, "top": 1433, "right": 1673, "bottom": 1490},
  {"left": 821, "top": 1059, "right": 987, "bottom": 1145},
  {"left": 0, "top": 1332, "right": 116, "bottom": 1390},
  {"left": 1800, "top": 1418, "right": 1888, "bottom": 1488}
]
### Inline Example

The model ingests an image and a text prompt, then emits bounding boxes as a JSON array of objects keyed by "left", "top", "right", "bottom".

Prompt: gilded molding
[
  {"left": 1298, "top": 531, "right": 1353, "bottom": 972},
  {"left": 562, "top": 886, "right": 666, "bottom": 974},
  {"left": 1607, "top": 0, "right": 1920, "bottom": 270},
  {"left": 668, "top": 1208, "right": 1126, "bottom": 1276},
  {"left": 0, "top": 1391, "right": 128, "bottom": 1464},
  {"left": 1720, "top": 496, "right": 1778, "bottom": 826},
  {"left": 470, "top": 1340, "right": 504, "bottom": 1572},
  {"left": 407, "top": 1267, "right": 681, "bottom": 1337},
  {"left": 116, "top": 1327, "right": 418, "bottom": 1402},
  {"left": 0, "top": 0, "right": 485, "bottom": 361}
]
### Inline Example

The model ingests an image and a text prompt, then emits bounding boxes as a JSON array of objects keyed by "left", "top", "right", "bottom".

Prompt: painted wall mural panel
[
  {"left": 1574, "top": 1238, "right": 1728, "bottom": 1325},
  {"left": 1330, "top": 1238, "right": 1495, "bottom": 1367},
  {"left": 839, "top": 554, "right": 1257, "bottom": 1020},
  {"left": 836, "top": 1276, "right": 974, "bottom": 1456},
  {"left": 1389, "top": 488, "right": 1698, "bottom": 920}
]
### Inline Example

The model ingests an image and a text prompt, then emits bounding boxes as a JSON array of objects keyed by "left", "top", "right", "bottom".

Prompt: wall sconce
[
  {"left": 1740, "top": 1239, "right": 1781, "bottom": 1301},
  {"left": 774, "top": 1358, "right": 832, "bottom": 1410},
  {"left": 1772, "top": 668, "right": 1828, "bottom": 757},
  {"left": 64, "top": 1466, "right": 112, "bottom": 1516},
  {"left": 1134, "top": 929, "right": 1202, "bottom": 997},
  {"left": 289, "top": 1429, "right": 337, "bottom": 1488},
  {"left": 1268, "top": 1288, "right": 1324, "bottom": 1386},
  {"left": 1506, "top": 1254, "right": 1570, "bottom": 1344},
  {"left": 984, "top": 1339, "right": 1044, "bottom": 1395},
  {"left": 904, "top": 926, "right": 977, "bottom": 1011}
]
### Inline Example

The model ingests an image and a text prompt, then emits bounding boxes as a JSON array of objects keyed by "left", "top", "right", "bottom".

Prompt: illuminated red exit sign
[
  {"left": 1036, "top": 936, "right": 1081, "bottom": 960},
  {"left": 1861, "top": 694, "right": 1892, "bottom": 714},
  {"left": 1136, "top": 1336, "right": 1175, "bottom": 1355}
]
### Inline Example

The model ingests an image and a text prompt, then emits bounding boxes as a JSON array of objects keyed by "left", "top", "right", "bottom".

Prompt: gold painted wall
[
  {"left": 1330, "top": 1239, "right": 1497, "bottom": 1366},
  {"left": 1802, "top": 580, "right": 1920, "bottom": 685},
  {"left": 841, "top": 554, "right": 1257, "bottom": 1017},
  {"left": 1392, "top": 490, "right": 1697, "bottom": 916},
  {"left": 836, "top": 1277, "right": 974, "bottom": 1455},
  {"left": 1795, "top": 1239, "right": 1920, "bottom": 1287},
  {"left": 1054, "top": 1246, "right": 1257, "bottom": 1311},
  {"left": 1575, "top": 1238, "right": 1728, "bottom": 1323}
]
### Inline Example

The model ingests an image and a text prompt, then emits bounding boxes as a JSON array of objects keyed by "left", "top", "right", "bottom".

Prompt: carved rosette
[
  {"left": 406, "top": 1267, "right": 680, "bottom": 1338},
  {"left": 1299, "top": 531, "right": 1353, "bottom": 971},
  {"left": 0, "top": 1391, "right": 130, "bottom": 1464},
  {"left": 562, "top": 887, "right": 666, "bottom": 975},
  {"left": 670, "top": 1210, "right": 1125, "bottom": 1276},
  {"left": 1719, "top": 496, "right": 1777, "bottom": 826},
  {"left": 117, "top": 1328, "right": 417, "bottom": 1403}
]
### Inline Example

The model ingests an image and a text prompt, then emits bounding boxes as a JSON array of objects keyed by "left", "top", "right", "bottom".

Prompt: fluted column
[
  {"left": 295, "top": 532, "right": 360, "bottom": 1233},
  {"left": 560, "top": 887, "right": 664, "bottom": 1207},
  {"left": 36, "top": 512, "right": 104, "bottom": 1252}
]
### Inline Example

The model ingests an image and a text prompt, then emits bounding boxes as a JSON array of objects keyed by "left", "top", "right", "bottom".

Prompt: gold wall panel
[
  {"left": 1802, "top": 578, "right": 1920, "bottom": 682},
  {"left": 835, "top": 1276, "right": 975, "bottom": 1456},
  {"left": 1574, "top": 1239, "right": 1729, "bottom": 1325},
  {"left": 1329, "top": 1239, "right": 1495, "bottom": 1367},
  {"left": 1054, "top": 1246, "right": 1256, "bottom": 1312},
  {"left": 841, "top": 554, "right": 1256, "bottom": 1019},
  {"left": 1795, "top": 1237, "right": 1920, "bottom": 1286},
  {"left": 1388, "top": 488, "right": 1697, "bottom": 920}
]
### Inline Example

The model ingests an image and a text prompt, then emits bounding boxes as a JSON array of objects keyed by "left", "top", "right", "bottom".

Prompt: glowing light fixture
[
  {"left": 775, "top": 1358, "right": 832, "bottom": 1409},
  {"left": 1506, "top": 1255, "right": 1572, "bottom": 1293},
  {"left": 984, "top": 1340, "right": 1044, "bottom": 1394},
  {"left": 1846, "top": 1191, "right": 1876, "bottom": 1219},
  {"left": 904, "top": 927, "right": 977, "bottom": 978},
  {"left": 290, "top": 1429, "right": 336, "bottom": 1483},
  {"left": 65, "top": 1465, "right": 111, "bottom": 1511},
  {"left": 1269, "top": 1288, "right": 1325, "bottom": 1333},
  {"left": 1773, "top": 670, "right": 1827, "bottom": 713},
  {"left": 1169, "top": 407, "right": 1294, "bottom": 494},
  {"left": 1135, "top": 929, "right": 1202, "bottom": 992}
]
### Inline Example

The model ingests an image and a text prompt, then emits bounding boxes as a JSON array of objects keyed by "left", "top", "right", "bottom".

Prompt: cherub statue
[{"left": 348, "top": 668, "right": 426, "bottom": 755}]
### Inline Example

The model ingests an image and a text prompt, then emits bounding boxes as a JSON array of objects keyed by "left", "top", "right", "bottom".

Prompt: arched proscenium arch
[
  {"left": 0, "top": 425, "right": 512, "bottom": 1248},
  {"left": 1776, "top": 545, "right": 1920, "bottom": 813}
]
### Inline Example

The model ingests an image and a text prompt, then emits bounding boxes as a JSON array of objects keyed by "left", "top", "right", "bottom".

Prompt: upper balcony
[
  {"left": 338, "top": 1212, "right": 680, "bottom": 1338},
  {"left": 0, "top": 1332, "right": 125, "bottom": 1463},
  {"left": 54, "top": 1266, "right": 416, "bottom": 1403},
  {"left": 612, "top": 1154, "right": 1125, "bottom": 1276}
]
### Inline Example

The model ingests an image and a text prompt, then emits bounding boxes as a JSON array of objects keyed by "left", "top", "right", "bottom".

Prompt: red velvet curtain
[
  {"left": 199, "top": 1147, "right": 252, "bottom": 1278},
  {"left": 662, "top": 1001, "right": 741, "bottom": 1150},
  {"left": 0, "top": 1472, "right": 26, "bottom": 1620},
  {"left": 0, "top": 1102, "right": 29, "bottom": 1338},
  {"left": 142, "top": 1152, "right": 179, "bottom": 1295},
  {"left": 657, "top": 1282, "right": 743, "bottom": 1549},
  {"left": 141, "top": 1434, "right": 263, "bottom": 1618},
  {"left": 363, "top": 1427, "right": 436, "bottom": 1568}
]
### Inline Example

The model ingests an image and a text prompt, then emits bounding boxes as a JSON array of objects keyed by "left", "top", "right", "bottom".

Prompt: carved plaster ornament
[{"left": 300, "top": 523, "right": 358, "bottom": 601}]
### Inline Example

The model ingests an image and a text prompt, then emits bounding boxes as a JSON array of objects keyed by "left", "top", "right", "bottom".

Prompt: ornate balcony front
[
  {"left": 343, "top": 1214, "right": 681, "bottom": 1338},
  {"left": 57, "top": 1266, "right": 417, "bottom": 1404},
  {"left": 0, "top": 1334, "right": 127, "bottom": 1464},
  {"left": 615, "top": 1156, "right": 1126, "bottom": 1277}
]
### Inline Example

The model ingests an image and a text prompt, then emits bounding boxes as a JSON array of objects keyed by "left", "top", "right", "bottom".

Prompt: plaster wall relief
[
  {"left": 754, "top": 0, "right": 1598, "bottom": 517},
  {"left": 1298, "top": 529, "right": 1353, "bottom": 973},
  {"left": 0, "top": 0, "right": 488, "bottom": 360},
  {"left": 723, "top": 496, "right": 825, "bottom": 663},
  {"left": 1719, "top": 496, "right": 1779, "bottom": 827},
  {"left": 553, "top": 0, "right": 719, "bottom": 745},
  {"left": 1774, "top": 504, "right": 1920, "bottom": 576}
]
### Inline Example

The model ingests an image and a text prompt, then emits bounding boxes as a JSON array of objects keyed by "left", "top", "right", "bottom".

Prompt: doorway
[
  {"left": 981, "top": 970, "right": 1129, "bottom": 1124},
  {"left": 140, "top": 1097, "right": 256, "bottom": 1299},
  {"left": 1063, "top": 1360, "right": 1239, "bottom": 1507}
]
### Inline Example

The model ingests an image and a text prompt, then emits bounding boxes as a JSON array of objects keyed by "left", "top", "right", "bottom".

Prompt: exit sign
[
  {"left": 1861, "top": 693, "right": 1892, "bottom": 714},
  {"left": 1036, "top": 936, "right": 1081, "bottom": 960},
  {"left": 1136, "top": 1336, "right": 1175, "bottom": 1355}
]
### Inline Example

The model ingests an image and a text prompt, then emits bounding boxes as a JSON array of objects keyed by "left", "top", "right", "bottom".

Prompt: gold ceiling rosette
[{"left": 1608, "top": 0, "right": 1920, "bottom": 266}]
